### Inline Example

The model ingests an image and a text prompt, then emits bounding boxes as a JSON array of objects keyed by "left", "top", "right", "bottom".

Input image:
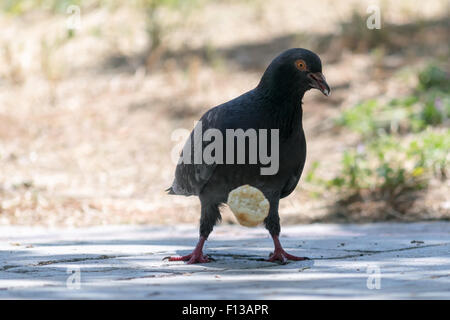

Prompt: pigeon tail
[{"left": 165, "top": 187, "right": 176, "bottom": 195}]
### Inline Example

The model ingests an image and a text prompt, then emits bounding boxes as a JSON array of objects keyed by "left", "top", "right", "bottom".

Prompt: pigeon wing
[{"left": 169, "top": 106, "right": 224, "bottom": 196}]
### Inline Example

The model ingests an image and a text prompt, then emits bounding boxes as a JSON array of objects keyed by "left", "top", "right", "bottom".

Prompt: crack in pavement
[
  {"left": 338, "top": 242, "right": 449, "bottom": 253},
  {"left": 35, "top": 254, "right": 125, "bottom": 266},
  {"left": 117, "top": 271, "right": 186, "bottom": 281},
  {"left": 32, "top": 251, "right": 170, "bottom": 267},
  {"left": 313, "top": 242, "right": 450, "bottom": 260},
  {"left": 0, "top": 265, "right": 21, "bottom": 272}
]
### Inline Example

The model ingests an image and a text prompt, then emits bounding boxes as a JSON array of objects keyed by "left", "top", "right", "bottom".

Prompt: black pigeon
[{"left": 166, "top": 48, "right": 330, "bottom": 264}]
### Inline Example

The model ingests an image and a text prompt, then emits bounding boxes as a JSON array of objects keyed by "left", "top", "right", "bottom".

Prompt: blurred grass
[
  {"left": 337, "top": 64, "right": 449, "bottom": 136},
  {"left": 2, "top": 0, "right": 84, "bottom": 14},
  {"left": 306, "top": 63, "right": 449, "bottom": 220}
]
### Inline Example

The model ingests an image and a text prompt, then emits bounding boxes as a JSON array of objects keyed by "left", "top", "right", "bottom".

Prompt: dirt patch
[{"left": 0, "top": 0, "right": 448, "bottom": 226}]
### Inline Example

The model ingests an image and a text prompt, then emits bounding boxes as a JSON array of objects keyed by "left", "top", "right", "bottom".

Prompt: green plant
[
  {"left": 326, "top": 149, "right": 371, "bottom": 191},
  {"left": 336, "top": 99, "right": 379, "bottom": 137},
  {"left": 304, "top": 160, "right": 321, "bottom": 184},
  {"left": 338, "top": 64, "right": 449, "bottom": 137},
  {"left": 1, "top": 0, "right": 84, "bottom": 15},
  {"left": 407, "top": 130, "right": 449, "bottom": 180},
  {"left": 418, "top": 64, "right": 450, "bottom": 92},
  {"left": 320, "top": 129, "right": 449, "bottom": 199},
  {"left": 316, "top": 64, "right": 449, "bottom": 213}
]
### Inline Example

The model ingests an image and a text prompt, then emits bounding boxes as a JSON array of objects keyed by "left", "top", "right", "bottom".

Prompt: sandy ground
[{"left": 0, "top": 0, "right": 449, "bottom": 227}]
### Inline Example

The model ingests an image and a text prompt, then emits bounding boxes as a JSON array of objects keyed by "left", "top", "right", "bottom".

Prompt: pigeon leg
[
  {"left": 163, "top": 236, "right": 212, "bottom": 264},
  {"left": 164, "top": 201, "right": 220, "bottom": 264},
  {"left": 266, "top": 235, "right": 309, "bottom": 264}
]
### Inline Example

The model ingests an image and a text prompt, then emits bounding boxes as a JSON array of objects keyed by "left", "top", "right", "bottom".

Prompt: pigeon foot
[
  {"left": 163, "top": 236, "right": 212, "bottom": 264},
  {"left": 266, "top": 234, "right": 310, "bottom": 264},
  {"left": 163, "top": 252, "right": 211, "bottom": 264},
  {"left": 266, "top": 248, "right": 309, "bottom": 264}
]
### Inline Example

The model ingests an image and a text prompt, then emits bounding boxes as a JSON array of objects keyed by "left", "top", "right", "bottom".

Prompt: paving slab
[{"left": 0, "top": 222, "right": 449, "bottom": 299}]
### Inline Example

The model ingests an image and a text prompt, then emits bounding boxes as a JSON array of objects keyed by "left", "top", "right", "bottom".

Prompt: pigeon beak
[{"left": 308, "top": 72, "right": 331, "bottom": 96}]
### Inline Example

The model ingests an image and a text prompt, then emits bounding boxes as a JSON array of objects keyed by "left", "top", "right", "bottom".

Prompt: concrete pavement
[{"left": 0, "top": 222, "right": 449, "bottom": 299}]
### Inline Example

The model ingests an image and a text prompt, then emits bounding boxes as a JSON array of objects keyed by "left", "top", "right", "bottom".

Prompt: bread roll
[{"left": 227, "top": 185, "right": 270, "bottom": 227}]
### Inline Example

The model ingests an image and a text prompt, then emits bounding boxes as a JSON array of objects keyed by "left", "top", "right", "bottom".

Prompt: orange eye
[{"left": 295, "top": 59, "right": 307, "bottom": 71}]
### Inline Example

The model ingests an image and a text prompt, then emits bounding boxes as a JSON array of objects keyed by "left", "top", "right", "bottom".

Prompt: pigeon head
[{"left": 258, "top": 48, "right": 331, "bottom": 101}]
